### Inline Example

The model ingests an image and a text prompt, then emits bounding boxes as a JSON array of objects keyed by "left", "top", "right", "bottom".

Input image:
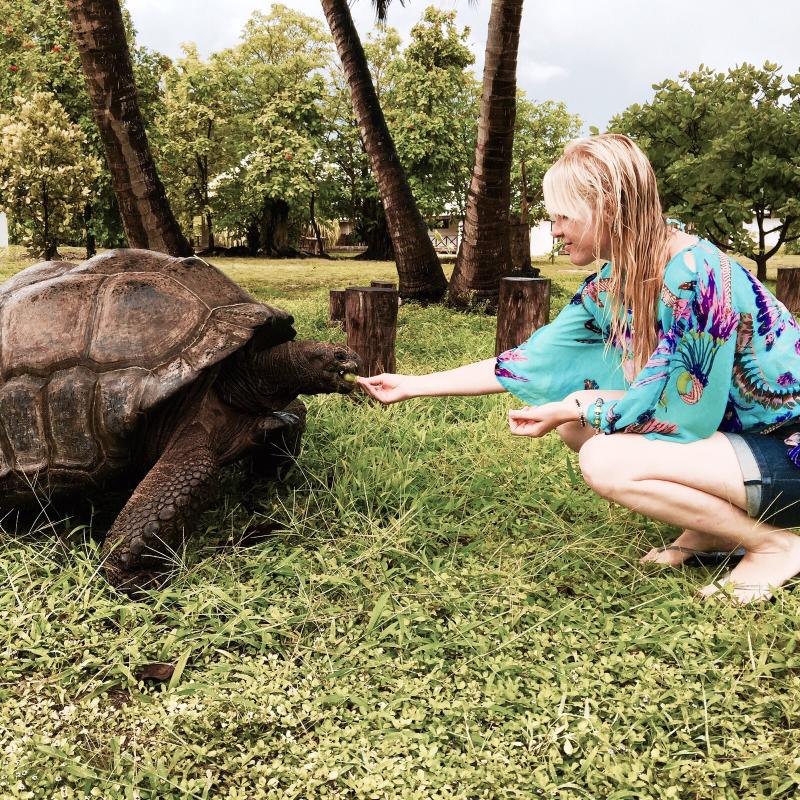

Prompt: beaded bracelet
[
  {"left": 592, "top": 397, "right": 604, "bottom": 432},
  {"left": 574, "top": 397, "right": 586, "bottom": 428}
]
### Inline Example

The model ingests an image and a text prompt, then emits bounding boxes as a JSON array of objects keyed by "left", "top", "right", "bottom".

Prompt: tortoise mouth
[{"left": 332, "top": 359, "right": 360, "bottom": 392}]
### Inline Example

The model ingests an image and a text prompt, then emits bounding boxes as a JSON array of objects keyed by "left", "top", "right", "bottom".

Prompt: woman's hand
[
  {"left": 507, "top": 400, "right": 577, "bottom": 437},
  {"left": 357, "top": 373, "right": 420, "bottom": 404}
]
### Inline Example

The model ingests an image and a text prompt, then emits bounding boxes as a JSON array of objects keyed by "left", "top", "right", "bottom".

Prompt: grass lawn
[{"left": 1, "top": 245, "right": 799, "bottom": 799}]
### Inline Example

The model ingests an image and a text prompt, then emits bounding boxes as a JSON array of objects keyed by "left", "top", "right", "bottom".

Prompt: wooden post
[
  {"left": 495, "top": 277, "right": 551, "bottom": 356},
  {"left": 345, "top": 286, "right": 398, "bottom": 376},
  {"left": 777, "top": 267, "right": 800, "bottom": 314},
  {"left": 329, "top": 289, "right": 346, "bottom": 326}
]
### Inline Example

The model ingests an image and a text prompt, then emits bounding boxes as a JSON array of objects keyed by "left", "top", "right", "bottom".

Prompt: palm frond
[{"left": 371, "top": 0, "right": 399, "bottom": 23}]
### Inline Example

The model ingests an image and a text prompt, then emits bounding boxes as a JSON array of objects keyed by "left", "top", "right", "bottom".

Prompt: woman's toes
[
  {"left": 639, "top": 548, "right": 661, "bottom": 564},
  {"left": 640, "top": 546, "right": 693, "bottom": 566},
  {"left": 697, "top": 578, "right": 727, "bottom": 599},
  {"left": 643, "top": 530, "right": 735, "bottom": 568},
  {"left": 731, "top": 585, "right": 774, "bottom": 605},
  {"left": 709, "top": 536, "right": 800, "bottom": 603},
  {"left": 697, "top": 579, "right": 773, "bottom": 604}
]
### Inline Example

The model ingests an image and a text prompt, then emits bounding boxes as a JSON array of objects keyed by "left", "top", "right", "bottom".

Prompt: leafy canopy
[
  {"left": 610, "top": 62, "right": 800, "bottom": 279},
  {"left": 0, "top": 0, "right": 170, "bottom": 250},
  {"left": 383, "top": 8, "right": 479, "bottom": 218},
  {"left": 512, "top": 97, "right": 582, "bottom": 223},
  {"left": 192, "top": 5, "right": 333, "bottom": 241},
  {"left": 155, "top": 43, "right": 244, "bottom": 234}
]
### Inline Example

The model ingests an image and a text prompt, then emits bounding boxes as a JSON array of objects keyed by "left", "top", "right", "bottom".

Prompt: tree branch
[{"left": 764, "top": 216, "right": 795, "bottom": 261}]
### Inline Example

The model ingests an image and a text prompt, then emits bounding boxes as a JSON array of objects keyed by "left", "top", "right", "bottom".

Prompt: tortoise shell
[{"left": 0, "top": 249, "right": 295, "bottom": 488}]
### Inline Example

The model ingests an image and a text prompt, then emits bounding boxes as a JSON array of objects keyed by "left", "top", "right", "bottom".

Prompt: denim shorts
[{"left": 724, "top": 430, "right": 800, "bottom": 529}]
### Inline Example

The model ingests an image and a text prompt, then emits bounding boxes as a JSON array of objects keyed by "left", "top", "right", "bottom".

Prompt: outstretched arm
[
  {"left": 359, "top": 269, "right": 620, "bottom": 407},
  {"left": 358, "top": 357, "right": 505, "bottom": 404}
]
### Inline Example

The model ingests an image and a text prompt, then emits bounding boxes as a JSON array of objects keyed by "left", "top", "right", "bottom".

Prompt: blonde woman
[{"left": 359, "top": 134, "right": 800, "bottom": 603}]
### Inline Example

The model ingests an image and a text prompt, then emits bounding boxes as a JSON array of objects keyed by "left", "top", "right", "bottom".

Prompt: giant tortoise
[{"left": 0, "top": 249, "right": 360, "bottom": 594}]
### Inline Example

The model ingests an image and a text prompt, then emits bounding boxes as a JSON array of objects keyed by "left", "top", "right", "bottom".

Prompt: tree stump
[
  {"left": 329, "top": 289, "right": 346, "bottom": 327},
  {"left": 345, "top": 286, "right": 398, "bottom": 376},
  {"left": 495, "top": 277, "right": 551, "bottom": 356},
  {"left": 777, "top": 267, "right": 800, "bottom": 314}
]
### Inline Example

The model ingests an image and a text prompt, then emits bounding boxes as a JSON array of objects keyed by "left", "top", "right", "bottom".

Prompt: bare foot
[
  {"left": 640, "top": 529, "right": 735, "bottom": 566},
  {"left": 697, "top": 531, "right": 800, "bottom": 604}
]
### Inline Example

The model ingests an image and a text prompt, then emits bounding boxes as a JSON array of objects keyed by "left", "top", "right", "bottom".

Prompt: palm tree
[
  {"left": 447, "top": 0, "right": 524, "bottom": 309},
  {"left": 65, "top": 0, "right": 192, "bottom": 256},
  {"left": 321, "top": 0, "right": 448, "bottom": 302}
]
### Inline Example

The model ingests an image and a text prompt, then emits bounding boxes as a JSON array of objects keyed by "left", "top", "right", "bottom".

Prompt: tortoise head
[
  {"left": 218, "top": 338, "right": 362, "bottom": 414},
  {"left": 290, "top": 340, "right": 362, "bottom": 395}
]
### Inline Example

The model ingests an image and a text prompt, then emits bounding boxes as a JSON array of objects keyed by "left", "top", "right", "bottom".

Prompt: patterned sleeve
[
  {"left": 494, "top": 273, "right": 627, "bottom": 405},
  {"left": 594, "top": 249, "right": 739, "bottom": 441}
]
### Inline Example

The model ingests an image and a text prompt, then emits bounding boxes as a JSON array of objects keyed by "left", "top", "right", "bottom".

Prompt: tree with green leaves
[
  {"left": 207, "top": 6, "right": 333, "bottom": 256},
  {"left": 321, "top": 65, "right": 378, "bottom": 252},
  {"left": 241, "top": 85, "right": 326, "bottom": 255},
  {"left": 0, "top": 92, "right": 100, "bottom": 258},
  {"left": 155, "top": 44, "right": 242, "bottom": 250},
  {"left": 0, "top": 0, "right": 86, "bottom": 119},
  {"left": 321, "top": 25, "right": 401, "bottom": 260},
  {"left": 1, "top": 0, "right": 172, "bottom": 254},
  {"left": 323, "top": 13, "right": 480, "bottom": 260},
  {"left": 384, "top": 8, "right": 479, "bottom": 220},
  {"left": 610, "top": 62, "right": 800, "bottom": 281},
  {"left": 511, "top": 97, "right": 582, "bottom": 223}
]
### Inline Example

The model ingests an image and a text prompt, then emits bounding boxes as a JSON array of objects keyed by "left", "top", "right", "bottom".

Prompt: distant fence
[
  {"left": 193, "top": 232, "right": 245, "bottom": 250},
  {"left": 431, "top": 233, "right": 458, "bottom": 253},
  {"left": 300, "top": 235, "right": 331, "bottom": 254},
  {"left": 192, "top": 230, "right": 463, "bottom": 255}
]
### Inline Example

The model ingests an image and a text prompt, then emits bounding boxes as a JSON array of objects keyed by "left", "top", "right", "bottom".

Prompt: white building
[
  {"left": 0, "top": 212, "right": 7, "bottom": 248},
  {"left": 530, "top": 220, "right": 554, "bottom": 256},
  {"left": 426, "top": 214, "right": 557, "bottom": 257}
]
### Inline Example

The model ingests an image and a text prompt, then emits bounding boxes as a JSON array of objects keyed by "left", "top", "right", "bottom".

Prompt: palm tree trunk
[
  {"left": 321, "top": 0, "right": 447, "bottom": 302},
  {"left": 65, "top": 0, "right": 192, "bottom": 256},
  {"left": 447, "top": 0, "right": 524, "bottom": 309}
]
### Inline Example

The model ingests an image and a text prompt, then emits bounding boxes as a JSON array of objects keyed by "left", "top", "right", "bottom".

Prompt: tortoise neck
[{"left": 216, "top": 341, "right": 305, "bottom": 414}]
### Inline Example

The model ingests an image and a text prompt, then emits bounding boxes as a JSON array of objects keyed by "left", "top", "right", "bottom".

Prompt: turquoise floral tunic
[{"left": 494, "top": 238, "right": 800, "bottom": 443}]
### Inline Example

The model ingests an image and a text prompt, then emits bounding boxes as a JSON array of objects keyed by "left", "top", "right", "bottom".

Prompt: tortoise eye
[{"left": 334, "top": 351, "right": 348, "bottom": 362}]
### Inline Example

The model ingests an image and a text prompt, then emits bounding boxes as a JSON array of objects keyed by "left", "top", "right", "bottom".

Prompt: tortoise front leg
[
  {"left": 247, "top": 399, "right": 307, "bottom": 481},
  {"left": 101, "top": 423, "right": 218, "bottom": 596}
]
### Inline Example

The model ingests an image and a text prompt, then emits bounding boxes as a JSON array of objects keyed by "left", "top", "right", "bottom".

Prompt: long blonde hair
[{"left": 543, "top": 134, "right": 671, "bottom": 376}]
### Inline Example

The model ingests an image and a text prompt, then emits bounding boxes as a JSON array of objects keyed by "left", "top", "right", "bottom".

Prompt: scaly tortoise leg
[
  {"left": 239, "top": 401, "right": 306, "bottom": 518},
  {"left": 101, "top": 423, "right": 218, "bottom": 596},
  {"left": 247, "top": 399, "right": 307, "bottom": 481}
]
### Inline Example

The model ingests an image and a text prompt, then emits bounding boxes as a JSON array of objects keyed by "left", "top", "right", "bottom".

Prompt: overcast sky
[{"left": 126, "top": 0, "right": 800, "bottom": 130}]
